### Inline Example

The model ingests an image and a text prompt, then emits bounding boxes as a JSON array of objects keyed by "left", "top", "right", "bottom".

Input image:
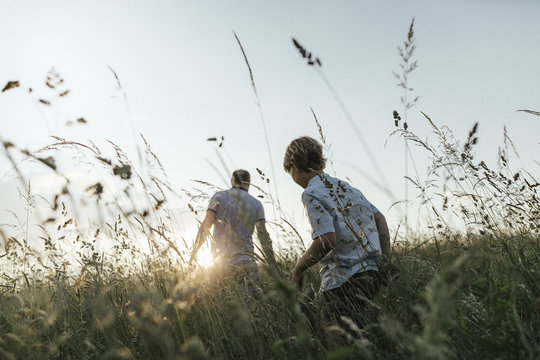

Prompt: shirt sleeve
[
  {"left": 368, "top": 201, "right": 379, "bottom": 214},
  {"left": 302, "top": 192, "right": 335, "bottom": 239},
  {"left": 256, "top": 201, "right": 265, "bottom": 221},
  {"left": 207, "top": 192, "right": 221, "bottom": 213}
]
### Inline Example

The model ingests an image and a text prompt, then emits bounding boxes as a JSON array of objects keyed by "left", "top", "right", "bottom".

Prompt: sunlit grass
[{"left": 194, "top": 244, "right": 216, "bottom": 268}]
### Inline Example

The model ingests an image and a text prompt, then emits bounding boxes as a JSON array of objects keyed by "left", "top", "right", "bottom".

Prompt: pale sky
[{"left": 1, "top": 0, "right": 539, "bottom": 250}]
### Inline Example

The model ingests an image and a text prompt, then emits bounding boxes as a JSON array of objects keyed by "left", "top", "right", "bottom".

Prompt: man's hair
[
  {"left": 231, "top": 169, "right": 251, "bottom": 186},
  {"left": 283, "top": 136, "right": 326, "bottom": 173}
]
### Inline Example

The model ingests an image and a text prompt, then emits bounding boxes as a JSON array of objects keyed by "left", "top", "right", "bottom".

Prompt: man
[{"left": 189, "top": 169, "right": 276, "bottom": 306}]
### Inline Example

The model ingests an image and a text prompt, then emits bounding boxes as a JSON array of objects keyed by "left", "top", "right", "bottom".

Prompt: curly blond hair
[{"left": 283, "top": 136, "right": 326, "bottom": 173}]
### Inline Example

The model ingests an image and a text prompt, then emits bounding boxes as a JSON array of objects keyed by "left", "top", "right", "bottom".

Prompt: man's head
[
  {"left": 231, "top": 169, "right": 251, "bottom": 190},
  {"left": 283, "top": 136, "right": 326, "bottom": 188}
]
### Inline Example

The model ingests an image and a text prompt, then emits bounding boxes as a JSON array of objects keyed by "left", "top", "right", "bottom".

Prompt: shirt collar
[
  {"left": 307, "top": 172, "right": 327, "bottom": 188},
  {"left": 232, "top": 186, "right": 248, "bottom": 192}
]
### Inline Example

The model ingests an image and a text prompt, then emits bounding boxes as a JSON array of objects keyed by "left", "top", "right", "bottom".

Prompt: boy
[{"left": 283, "top": 136, "right": 391, "bottom": 322}]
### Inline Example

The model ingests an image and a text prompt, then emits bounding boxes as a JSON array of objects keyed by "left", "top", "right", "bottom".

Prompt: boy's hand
[{"left": 292, "top": 266, "right": 304, "bottom": 289}]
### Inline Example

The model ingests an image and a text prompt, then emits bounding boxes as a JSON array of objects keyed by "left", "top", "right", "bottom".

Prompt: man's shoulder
[
  {"left": 210, "top": 189, "right": 232, "bottom": 203},
  {"left": 245, "top": 192, "right": 263, "bottom": 207},
  {"left": 227, "top": 188, "right": 263, "bottom": 208},
  {"left": 213, "top": 189, "right": 229, "bottom": 197}
]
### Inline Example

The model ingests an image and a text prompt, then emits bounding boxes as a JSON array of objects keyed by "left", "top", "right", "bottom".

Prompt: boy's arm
[
  {"left": 189, "top": 210, "right": 216, "bottom": 266},
  {"left": 255, "top": 220, "right": 276, "bottom": 265},
  {"left": 374, "top": 211, "right": 391, "bottom": 263},
  {"left": 293, "top": 232, "right": 336, "bottom": 288}
]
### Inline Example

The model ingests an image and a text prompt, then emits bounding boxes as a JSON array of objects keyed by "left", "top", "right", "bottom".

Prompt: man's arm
[
  {"left": 255, "top": 220, "right": 276, "bottom": 265},
  {"left": 374, "top": 211, "right": 391, "bottom": 263},
  {"left": 292, "top": 232, "right": 336, "bottom": 288},
  {"left": 189, "top": 210, "right": 216, "bottom": 266}
]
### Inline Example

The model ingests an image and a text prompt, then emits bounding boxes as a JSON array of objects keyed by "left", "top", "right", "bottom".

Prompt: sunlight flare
[{"left": 195, "top": 245, "right": 215, "bottom": 268}]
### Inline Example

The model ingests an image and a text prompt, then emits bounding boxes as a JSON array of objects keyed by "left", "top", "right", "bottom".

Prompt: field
[
  {"left": 1, "top": 20, "right": 540, "bottom": 360},
  {"left": 0, "top": 226, "right": 538, "bottom": 359},
  {"left": 1, "top": 106, "right": 539, "bottom": 359}
]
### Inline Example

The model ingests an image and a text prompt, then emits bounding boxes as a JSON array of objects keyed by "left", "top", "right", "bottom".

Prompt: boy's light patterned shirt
[{"left": 302, "top": 173, "right": 382, "bottom": 291}]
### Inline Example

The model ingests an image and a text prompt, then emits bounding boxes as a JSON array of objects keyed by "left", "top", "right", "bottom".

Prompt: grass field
[
  {"left": 1, "top": 116, "right": 539, "bottom": 358},
  {"left": 1, "top": 20, "right": 539, "bottom": 360},
  {"left": 0, "top": 228, "right": 538, "bottom": 359}
]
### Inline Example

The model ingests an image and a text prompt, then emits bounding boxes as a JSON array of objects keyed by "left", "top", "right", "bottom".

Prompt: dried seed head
[{"left": 2, "top": 80, "right": 20, "bottom": 92}]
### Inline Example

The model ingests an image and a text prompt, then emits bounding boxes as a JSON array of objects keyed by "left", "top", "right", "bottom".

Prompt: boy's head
[
  {"left": 283, "top": 136, "right": 326, "bottom": 174},
  {"left": 231, "top": 169, "right": 251, "bottom": 189}
]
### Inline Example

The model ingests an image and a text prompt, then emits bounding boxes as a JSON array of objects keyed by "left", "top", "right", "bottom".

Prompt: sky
[{"left": 1, "top": 0, "right": 539, "bottom": 252}]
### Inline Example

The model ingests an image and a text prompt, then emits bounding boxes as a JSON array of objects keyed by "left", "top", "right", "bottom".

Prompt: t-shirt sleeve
[
  {"left": 302, "top": 192, "right": 335, "bottom": 239},
  {"left": 207, "top": 192, "right": 221, "bottom": 213},
  {"left": 368, "top": 200, "right": 379, "bottom": 214},
  {"left": 256, "top": 201, "right": 265, "bottom": 221}
]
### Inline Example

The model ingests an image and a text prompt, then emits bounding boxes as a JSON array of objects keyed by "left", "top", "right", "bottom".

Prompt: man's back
[{"left": 208, "top": 188, "right": 265, "bottom": 265}]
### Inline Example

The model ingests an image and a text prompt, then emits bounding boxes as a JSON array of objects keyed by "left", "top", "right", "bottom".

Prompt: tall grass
[
  {"left": 393, "top": 17, "right": 419, "bottom": 235},
  {"left": 1, "top": 24, "right": 539, "bottom": 360}
]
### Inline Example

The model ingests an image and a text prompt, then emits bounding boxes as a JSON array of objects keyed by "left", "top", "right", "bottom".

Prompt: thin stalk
[
  {"left": 233, "top": 30, "right": 281, "bottom": 238},
  {"left": 404, "top": 90, "right": 409, "bottom": 238},
  {"left": 315, "top": 68, "right": 398, "bottom": 207}
]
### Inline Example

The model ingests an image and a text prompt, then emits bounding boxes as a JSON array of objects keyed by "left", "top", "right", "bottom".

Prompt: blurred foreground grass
[{"left": 0, "top": 232, "right": 538, "bottom": 359}]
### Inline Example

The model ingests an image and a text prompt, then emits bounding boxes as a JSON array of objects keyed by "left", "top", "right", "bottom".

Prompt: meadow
[{"left": 1, "top": 22, "right": 539, "bottom": 360}]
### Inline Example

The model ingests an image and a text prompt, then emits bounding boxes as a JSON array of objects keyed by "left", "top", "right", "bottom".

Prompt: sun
[
  {"left": 195, "top": 245, "right": 215, "bottom": 268},
  {"left": 178, "top": 227, "right": 216, "bottom": 268}
]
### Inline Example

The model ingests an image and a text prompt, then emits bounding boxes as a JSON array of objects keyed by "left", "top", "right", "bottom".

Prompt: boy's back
[
  {"left": 302, "top": 173, "right": 382, "bottom": 291},
  {"left": 283, "top": 136, "right": 392, "bottom": 323}
]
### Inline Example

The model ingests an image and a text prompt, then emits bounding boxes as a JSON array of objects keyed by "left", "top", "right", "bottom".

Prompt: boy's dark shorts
[{"left": 321, "top": 270, "right": 382, "bottom": 324}]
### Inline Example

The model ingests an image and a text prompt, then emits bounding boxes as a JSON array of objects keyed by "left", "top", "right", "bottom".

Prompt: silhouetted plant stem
[
  {"left": 314, "top": 68, "right": 399, "bottom": 206},
  {"left": 233, "top": 30, "right": 281, "bottom": 236},
  {"left": 107, "top": 66, "right": 144, "bottom": 173},
  {"left": 393, "top": 18, "right": 420, "bottom": 237}
]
